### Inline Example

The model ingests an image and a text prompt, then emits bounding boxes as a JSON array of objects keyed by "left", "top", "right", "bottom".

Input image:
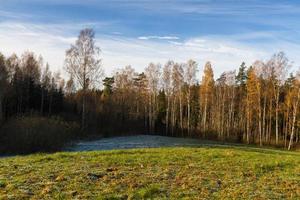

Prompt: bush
[{"left": 0, "top": 116, "right": 79, "bottom": 154}]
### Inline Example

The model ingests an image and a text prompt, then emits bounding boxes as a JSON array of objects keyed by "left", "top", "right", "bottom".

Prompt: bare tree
[
  {"left": 65, "top": 28, "right": 103, "bottom": 130},
  {"left": 5, "top": 53, "right": 19, "bottom": 83},
  {"left": 288, "top": 71, "right": 300, "bottom": 150},
  {"left": 185, "top": 59, "right": 197, "bottom": 135},
  {"left": 113, "top": 65, "right": 135, "bottom": 122},
  {"left": 163, "top": 60, "right": 174, "bottom": 135},
  {"left": 200, "top": 62, "right": 214, "bottom": 135},
  {"left": 267, "top": 52, "right": 290, "bottom": 144},
  {"left": 225, "top": 70, "right": 236, "bottom": 138},
  {"left": 171, "top": 63, "right": 184, "bottom": 135},
  {"left": 65, "top": 76, "right": 76, "bottom": 95},
  {"left": 253, "top": 61, "right": 265, "bottom": 146},
  {"left": 145, "top": 63, "right": 161, "bottom": 133}
]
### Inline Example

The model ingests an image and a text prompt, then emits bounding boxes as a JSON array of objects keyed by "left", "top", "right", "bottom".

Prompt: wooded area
[{"left": 0, "top": 29, "right": 299, "bottom": 152}]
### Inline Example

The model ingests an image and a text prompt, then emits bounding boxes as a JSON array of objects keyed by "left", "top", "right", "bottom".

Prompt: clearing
[
  {"left": 0, "top": 135, "right": 299, "bottom": 199},
  {"left": 65, "top": 135, "right": 220, "bottom": 151}
]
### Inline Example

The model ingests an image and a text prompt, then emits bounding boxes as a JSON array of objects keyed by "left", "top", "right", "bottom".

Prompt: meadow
[{"left": 0, "top": 145, "right": 299, "bottom": 199}]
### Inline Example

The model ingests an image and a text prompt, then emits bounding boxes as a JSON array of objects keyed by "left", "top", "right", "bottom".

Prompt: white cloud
[
  {"left": 0, "top": 9, "right": 32, "bottom": 19},
  {"left": 138, "top": 36, "right": 179, "bottom": 40},
  {"left": 99, "top": 35, "right": 268, "bottom": 77},
  {"left": 0, "top": 22, "right": 76, "bottom": 75},
  {"left": 112, "top": 31, "right": 122, "bottom": 35},
  {"left": 0, "top": 21, "right": 299, "bottom": 80}
]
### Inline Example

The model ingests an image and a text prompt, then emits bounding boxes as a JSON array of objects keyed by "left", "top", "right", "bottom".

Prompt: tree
[
  {"left": 48, "top": 71, "right": 62, "bottom": 115},
  {"left": 252, "top": 61, "right": 265, "bottom": 146},
  {"left": 102, "top": 77, "right": 114, "bottom": 98},
  {"left": 200, "top": 62, "right": 214, "bottom": 135},
  {"left": 224, "top": 71, "right": 236, "bottom": 138},
  {"left": 185, "top": 59, "right": 197, "bottom": 135},
  {"left": 288, "top": 71, "right": 300, "bottom": 150},
  {"left": 65, "top": 28, "right": 103, "bottom": 130},
  {"left": 21, "top": 52, "right": 41, "bottom": 84},
  {"left": 267, "top": 52, "right": 290, "bottom": 144},
  {"left": 245, "top": 67, "right": 256, "bottom": 143},
  {"left": 162, "top": 61, "right": 173, "bottom": 135},
  {"left": 65, "top": 76, "right": 76, "bottom": 95},
  {"left": 133, "top": 72, "right": 148, "bottom": 127},
  {"left": 171, "top": 63, "right": 184, "bottom": 135},
  {"left": 40, "top": 63, "right": 51, "bottom": 114},
  {"left": 5, "top": 53, "right": 19, "bottom": 83},
  {"left": 20, "top": 52, "right": 41, "bottom": 113},
  {"left": 236, "top": 62, "right": 247, "bottom": 87},
  {"left": 216, "top": 72, "right": 227, "bottom": 138},
  {"left": 0, "top": 53, "right": 8, "bottom": 124},
  {"left": 113, "top": 65, "right": 135, "bottom": 123},
  {"left": 235, "top": 62, "right": 247, "bottom": 139},
  {"left": 259, "top": 62, "right": 273, "bottom": 144},
  {"left": 145, "top": 63, "right": 161, "bottom": 133}
]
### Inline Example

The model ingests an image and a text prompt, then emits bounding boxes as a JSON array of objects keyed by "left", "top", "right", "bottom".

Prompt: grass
[{"left": 0, "top": 146, "right": 299, "bottom": 199}]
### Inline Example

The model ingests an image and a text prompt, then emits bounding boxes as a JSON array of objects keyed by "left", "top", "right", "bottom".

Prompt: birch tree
[
  {"left": 65, "top": 28, "right": 103, "bottom": 130},
  {"left": 267, "top": 52, "right": 290, "bottom": 144},
  {"left": 171, "top": 63, "right": 184, "bottom": 135},
  {"left": 225, "top": 71, "right": 236, "bottom": 138},
  {"left": 162, "top": 60, "right": 174, "bottom": 135},
  {"left": 288, "top": 71, "right": 300, "bottom": 150},
  {"left": 185, "top": 59, "right": 197, "bottom": 135},
  {"left": 200, "top": 62, "right": 214, "bottom": 135},
  {"left": 145, "top": 63, "right": 161, "bottom": 133},
  {"left": 253, "top": 61, "right": 265, "bottom": 146}
]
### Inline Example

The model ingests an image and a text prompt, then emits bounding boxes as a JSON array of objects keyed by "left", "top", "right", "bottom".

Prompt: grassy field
[{"left": 0, "top": 146, "right": 299, "bottom": 199}]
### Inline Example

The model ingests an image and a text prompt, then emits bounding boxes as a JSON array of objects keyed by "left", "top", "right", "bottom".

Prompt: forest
[{"left": 0, "top": 29, "right": 299, "bottom": 153}]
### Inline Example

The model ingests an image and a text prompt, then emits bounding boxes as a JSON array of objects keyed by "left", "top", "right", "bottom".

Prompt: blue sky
[{"left": 0, "top": 0, "right": 299, "bottom": 76}]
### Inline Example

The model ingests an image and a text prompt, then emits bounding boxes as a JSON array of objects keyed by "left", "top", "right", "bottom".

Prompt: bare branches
[
  {"left": 65, "top": 28, "right": 103, "bottom": 91},
  {"left": 64, "top": 28, "right": 103, "bottom": 130}
]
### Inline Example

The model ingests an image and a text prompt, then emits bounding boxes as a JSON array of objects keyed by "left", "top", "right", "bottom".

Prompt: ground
[
  {"left": 0, "top": 136, "right": 299, "bottom": 199},
  {"left": 65, "top": 135, "right": 221, "bottom": 151}
]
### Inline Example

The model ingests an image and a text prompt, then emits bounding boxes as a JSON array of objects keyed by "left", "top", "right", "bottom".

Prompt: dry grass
[{"left": 0, "top": 146, "right": 299, "bottom": 199}]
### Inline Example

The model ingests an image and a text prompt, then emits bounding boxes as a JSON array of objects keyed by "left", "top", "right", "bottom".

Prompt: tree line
[
  {"left": 0, "top": 28, "right": 299, "bottom": 151},
  {"left": 97, "top": 54, "right": 299, "bottom": 150},
  {"left": 0, "top": 52, "right": 64, "bottom": 120}
]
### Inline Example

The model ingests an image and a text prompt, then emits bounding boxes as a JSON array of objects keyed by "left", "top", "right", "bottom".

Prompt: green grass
[{"left": 0, "top": 146, "right": 299, "bottom": 199}]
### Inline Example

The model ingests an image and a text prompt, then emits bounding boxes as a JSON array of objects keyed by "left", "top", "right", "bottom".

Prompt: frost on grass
[{"left": 66, "top": 135, "right": 209, "bottom": 151}]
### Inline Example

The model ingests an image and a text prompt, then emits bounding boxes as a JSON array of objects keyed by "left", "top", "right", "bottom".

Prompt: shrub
[{"left": 0, "top": 116, "right": 80, "bottom": 154}]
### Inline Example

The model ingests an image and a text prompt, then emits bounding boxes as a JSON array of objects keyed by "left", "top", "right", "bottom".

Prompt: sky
[{"left": 0, "top": 0, "right": 300, "bottom": 77}]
